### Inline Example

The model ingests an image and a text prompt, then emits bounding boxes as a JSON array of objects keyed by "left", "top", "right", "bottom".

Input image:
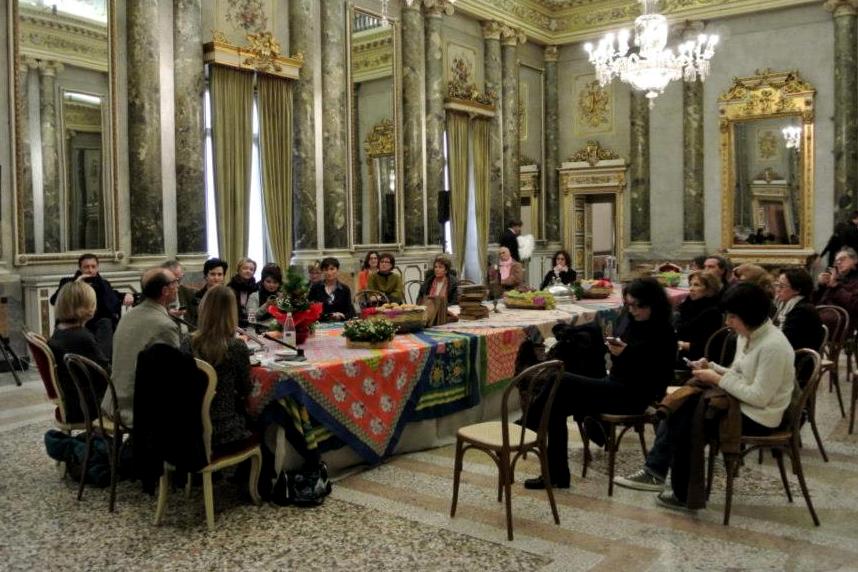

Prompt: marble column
[
  {"left": 290, "top": 0, "right": 318, "bottom": 250},
  {"left": 683, "top": 78, "right": 704, "bottom": 242},
  {"left": 424, "top": 1, "right": 453, "bottom": 247},
  {"left": 321, "top": 0, "right": 348, "bottom": 249},
  {"left": 543, "top": 45, "right": 560, "bottom": 243},
  {"left": 482, "top": 21, "right": 503, "bottom": 242},
  {"left": 402, "top": 2, "right": 426, "bottom": 246},
  {"left": 127, "top": 0, "right": 164, "bottom": 255},
  {"left": 38, "top": 61, "right": 62, "bottom": 253},
  {"left": 629, "top": 90, "right": 650, "bottom": 243},
  {"left": 173, "top": 0, "right": 206, "bottom": 254},
  {"left": 501, "top": 26, "right": 525, "bottom": 226},
  {"left": 826, "top": 0, "right": 858, "bottom": 220},
  {"left": 19, "top": 60, "right": 34, "bottom": 253}
]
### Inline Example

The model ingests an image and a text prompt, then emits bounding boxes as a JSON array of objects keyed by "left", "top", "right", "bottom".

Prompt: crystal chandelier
[
  {"left": 381, "top": 0, "right": 457, "bottom": 25},
  {"left": 782, "top": 126, "right": 802, "bottom": 150},
  {"left": 584, "top": 0, "right": 718, "bottom": 106}
]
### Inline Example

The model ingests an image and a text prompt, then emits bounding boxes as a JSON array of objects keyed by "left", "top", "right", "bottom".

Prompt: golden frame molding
[
  {"left": 203, "top": 31, "right": 303, "bottom": 80},
  {"left": 719, "top": 69, "right": 815, "bottom": 266}
]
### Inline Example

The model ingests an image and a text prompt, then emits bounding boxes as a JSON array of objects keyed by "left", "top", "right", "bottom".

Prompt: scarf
[
  {"left": 499, "top": 259, "right": 513, "bottom": 281},
  {"left": 774, "top": 295, "right": 803, "bottom": 329},
  {"left": 228, "top": 275, "right": 257, "bottom": 295},
  {"left": 430, "top": 277, "right": 448, "bottom": 298}
]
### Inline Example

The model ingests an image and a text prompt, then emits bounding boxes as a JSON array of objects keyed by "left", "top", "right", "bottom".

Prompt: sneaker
[
  {"left": 655, "top": 490, "right": 695, "bottom": 512},
  {"left": 614, "top": 469, "right": 665, "bottom": 492}
]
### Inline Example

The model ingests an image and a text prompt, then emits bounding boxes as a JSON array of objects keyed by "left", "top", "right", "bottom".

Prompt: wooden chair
[
  {"left": 816, "top": 305, "right": 848, "bottom": 418},
  {"left": 577, "top": 407, "right": 659, "bottom": 496},
  {"left": 154, "top": 358, "right": 262, "bottom": 531},
  {"left": 704, "top": 326, "right": 737, "bottom": 365},
  {"left": 404, "top": 280, "right": 423, "bottom": 305},
  {"left": 708, "top": 348, "right": 822, "bottom": 526},
  {"left": 23, "top": 330, "right": 86, "bottom": 434},
  {"left": 450, "top": 360, "right": 565, "bottom": 541},
  {"left": 806, "top": 325, "right": 830, "bottom": 458},
  {"left": 64, "top": 354, "right": 128, "bottom": 511},
  {"left": 353, "top": 289, "right": 389, "bottom": 310}
]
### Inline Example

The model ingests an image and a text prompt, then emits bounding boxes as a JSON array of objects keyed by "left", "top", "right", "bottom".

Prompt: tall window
[{"left": 203, "top": 87, "right": 266, "bottom": 279}]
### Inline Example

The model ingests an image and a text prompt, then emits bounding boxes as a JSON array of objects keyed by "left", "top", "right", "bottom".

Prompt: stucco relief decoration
[
  {"left": 446, "top": 55, "right": 495, "bottom": 106},
  {"left": 720, "top": 69, "right": 812, "bottom": 119},
  {"left": 227, "top": 0, "right": 268, "bottom": 33},
  {"left": 243, "top": 31, "right": 282, "bottom": 73},
  {"left": 574, "top": 74, "right": 612, "bottom": 134},
  {"left": 568, "top": 140, "right": 619, "bottom": 167},
  {"left": 445, "top": 42, "right": 477, "bottom": 84},
  {"left": 756, "top": 129, "right": 780, "bottom": 162}
]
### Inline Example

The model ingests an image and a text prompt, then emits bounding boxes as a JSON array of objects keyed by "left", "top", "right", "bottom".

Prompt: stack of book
[{"left": 458, "top": 285, "right": 490, "bottom": 320}]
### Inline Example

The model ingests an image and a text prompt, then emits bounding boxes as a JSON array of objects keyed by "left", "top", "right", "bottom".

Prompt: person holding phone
[
  {"left": 674, "top": 271, "right": 724, "bottom": 367},
  {"left": 246, "top": 263, "right": 283, "bottom": 326},
  {"left": 814, "top": 247, "right": 858, "bottom": 326},
  {"left": 523, "top": 278, "right": 677, "bottom": 490}
]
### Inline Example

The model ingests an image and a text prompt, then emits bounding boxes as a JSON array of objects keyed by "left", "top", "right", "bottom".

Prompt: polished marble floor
[{"left": 1, "top": 366, "right": 857, "bottom": 571}]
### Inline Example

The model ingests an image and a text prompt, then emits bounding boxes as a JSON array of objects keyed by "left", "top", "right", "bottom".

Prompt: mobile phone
[
  {"left": 682, "top": 357, "right": 692, "bottom": 366},
  {"left": 605, "top": 336, "right": 620, "bottom": 345}
]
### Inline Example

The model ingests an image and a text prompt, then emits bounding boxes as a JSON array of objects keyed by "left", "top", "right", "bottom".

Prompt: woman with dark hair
[
  {"left": 540, "top": 250, "right": 577, "bottom": 289},
  {"left": 418, "top": 254, "right": 459, "bottom": 305},
  {"left": 368, "top": 252, "right": 404, "bottom": 303},
  {"left": 524, "top": 277, "right": 677, "bottom": 490},
  {"left": 227, "top": 257, "right": 258, "bottom": 327},
  {"left": 655, "top": 283, "right": 796, "bottom": 511},
  {"left": 309, "top": 257, "right": 355, "bottom": 321},
  {"left": 247, "top": 263, "right": 283, "bottom": 325},
  {"left": 187, "top": 257, "right": 229, "bottom": 326},
  {"left": 775, "top": 268, "right": 825, "bottom": 351},
  {"left": 357, "top": 251, "right": 380, "bottom": 291},
  {"left": 675, "top": 270, "right": 724, "bottom": 365}
]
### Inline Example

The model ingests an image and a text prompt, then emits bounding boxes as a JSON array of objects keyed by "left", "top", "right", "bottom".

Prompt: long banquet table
[{"left": 247, "top": 287, "right": 688, "bottom": 471}]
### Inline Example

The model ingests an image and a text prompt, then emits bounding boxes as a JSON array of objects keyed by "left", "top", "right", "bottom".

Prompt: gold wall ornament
[
  {"left": 203, "top": 30, "right": 302, "bottom": 79},
  {"left": 568, "top": 140, "right": 619, "bottom": 166},
  {"left": 757, "top": 131, "right": 779, "bottom": 160},
  {"left": 243, "top": 31, "right": 283, "bottom": 73},
  {"left": 577, "top": 79, "right": 610, "bottom": 129},
  {"left": 446, "top": 56, "right": 496, "bottom": 106},
  {"left": 365, "top": 119, "right": 395, "bottom": 158}
]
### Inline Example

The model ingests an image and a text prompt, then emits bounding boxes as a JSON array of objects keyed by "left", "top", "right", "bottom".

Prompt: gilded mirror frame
[
  {"left": 719, "top": 69, "right": 815, "bottom": 266},
  {"left": 346, "top": 3, "right": 404, "bottom": 249},
  {"left": 8, "top": 0, "right": 120, "bottom": 265}
]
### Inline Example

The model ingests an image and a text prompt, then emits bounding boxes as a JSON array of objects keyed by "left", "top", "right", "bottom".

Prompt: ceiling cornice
[{"left": 455, "top": 0, "right": 820, "bottom": 45}]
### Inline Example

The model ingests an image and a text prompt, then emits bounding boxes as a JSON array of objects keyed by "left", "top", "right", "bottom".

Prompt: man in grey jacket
[{"left": 103, "top": 267, "right": 181, "bottom": 427}]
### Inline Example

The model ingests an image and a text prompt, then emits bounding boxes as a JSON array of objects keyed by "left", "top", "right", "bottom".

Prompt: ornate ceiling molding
[
  {"left": 455, "top": 0, "right": 818, "bottom": 45},
  {"left": 351, "top": 26, "right": 394, "bottom": 83},
  {"left": 19, "top": 6, "right": 108, "bottom": 72}
]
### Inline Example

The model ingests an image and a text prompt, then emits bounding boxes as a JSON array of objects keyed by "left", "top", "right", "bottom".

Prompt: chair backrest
[
  {"left": 704, "top": 326, "right": 737, "bottom": 366},
  {"left": 819, "top": 324, "right": 829, "bottom": 354},
  {"left": 23, "top": 330, "right": 65, "bottom": 415},
  {"left": 787, "top": 349, "right": 822, "bottom": 434},
  {"left": 500, "top": 360, "right": 565, "bottom": 450},
  {"left": 64, "top": 353, "right": 119, "bottom": 431},
  {"left": 816, "top": 305, "right": 849, "bottom": 354},
  {"left": 195, "top": 358, "right": 218, "bottom": 464},
  {"left": 404, "top": 280, "right": 422, "bottom": 305},
  {"left": 353, "top": 289, "right": 390, "bottom": 309}
]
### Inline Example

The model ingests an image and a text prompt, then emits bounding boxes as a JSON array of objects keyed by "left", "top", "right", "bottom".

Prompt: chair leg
[
  {"left": 77, "top": 430, "right": 93, "bottom": 502},
  {"left": 578, "top": 422, "right": 591, "bottom": 479},
  {"left": 450, "top": 438, "right": 463, "bottom": 518},
  {"left": 185, "top": 473, "right": 193, "bottom": 498},
  {"left": 108, "top": 432, "right": 121, "bottom": 512},
  {"left": 773, "top": 449, "right": 793, "bottom": 503},
  {"left": 789, "top": 442, "right": 820, "bottom": 526},
  {"left": 636, "top": 424, "right": 647, "bottom": 458},
  {"left": 723, "top": 455, "right": 738, "bottom": 526},
  {"left": 501, "top": 451, "right": 513, "bottom": 541},
  {"left": 538, "top": 451, "right": 560, "bottom": 525},
  {"left": 808, "top": 405, "right": 829, "bottom": 462},
  {"left": 850, "top": 378, "right": 857, "bottom": 435},
  {"left": 757, "top": 449, "right": 764, "bottom": 465},
  {"left": 606, "top": 423, "right": 617, "bottom": 497},
  {"left": 154, "top": 470, "right": 171, "bottom": 525},
  {"left": 202, "top": 471, "right": 216, "bottom": 531},
  {"left": 832, "top": 370, "right": 846, "bottom": 418},
  {"left": 705, "top": 444, "right": 717, "bottom": 500},
  {"left": 248, "top": 452, "right": 263, "bottom": 505}
]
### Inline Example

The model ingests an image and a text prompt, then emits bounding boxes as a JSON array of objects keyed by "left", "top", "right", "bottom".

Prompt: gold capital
[
  {"left": 482, "top": 20, "right": 503, "bottom": 40},
  {"left": 544, "top": 45, "right": 559, "bottom": 62},
  {"left": 500, "top": 25, "right": 526, "bottom": 46},
  {"left": 423, "top": 0, "right": 455, "bottom": 17},
  {"left": 825, "top": 0, "right": 858, "bottom": 16}
]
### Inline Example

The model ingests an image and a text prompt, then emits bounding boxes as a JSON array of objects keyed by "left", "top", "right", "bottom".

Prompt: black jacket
[
  {"left": 308, "top": 281, "right": 355, "bottom": 321},
  {"left": 610, "top": 317, "right": 678, "bottom": 401},
  {"left": 540, "top": 268, "right": 577, "bottom": 290},
  {"left": 50, "top": 273, "right": 123, "bottom": 328},
  {"left": 674, "top": 296, "right": 723, "bottom": 362},
  {"left": 499, "top": 229, "right": 521, "bottom": 261},
  {"left": 782, "top": 300, "right": 825, "bottom": 352},
  {"left": 418, "top": 273, "right": 459, "bottom": 305}
]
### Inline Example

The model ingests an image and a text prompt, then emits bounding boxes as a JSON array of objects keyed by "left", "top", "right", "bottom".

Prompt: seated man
[
  {"left": 104, "top": 267, "right": 182, "bottom": 428},
  {"left": 49, "top": 253, "right": 134, "bottom": 359},
  {"left": 160, "top": 259, "right": 198, "bottom": 314},
  {"left": 186, "top": 257, "right": 228, "bottom": 327},
  {"left": 813, "top": 247, "right": 858, "bottom": 327}
]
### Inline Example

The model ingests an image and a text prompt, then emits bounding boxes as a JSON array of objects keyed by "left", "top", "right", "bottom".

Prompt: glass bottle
[{"left": 283, "top": 312, "right": 296, "bottom": 347}]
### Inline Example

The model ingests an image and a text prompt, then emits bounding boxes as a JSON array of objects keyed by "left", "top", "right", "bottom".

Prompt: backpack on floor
[{"left": 270, "top": 462, "right": 332, "bottom": 507}]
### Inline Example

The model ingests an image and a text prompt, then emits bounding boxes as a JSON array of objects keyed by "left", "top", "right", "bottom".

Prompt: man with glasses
[
  {"left": 814, "top": 247, "right": 858, "bottom": 326},
  {"left": 161, "top": 259, "right": 198, "bottom": 316}
]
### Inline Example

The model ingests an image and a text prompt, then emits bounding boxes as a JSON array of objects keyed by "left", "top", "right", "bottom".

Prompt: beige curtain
[
  {"left": 210, "top": 65, "right": 254, "bottom": 268},
  {"left": 447, "top": 112, "right": 470, "bottom": 273},
  {"left": 472, "top": 118, "right": 491, "bottom": 274},
  {"left": 257, "top": 75, "right": 294, "bottom": 266}
]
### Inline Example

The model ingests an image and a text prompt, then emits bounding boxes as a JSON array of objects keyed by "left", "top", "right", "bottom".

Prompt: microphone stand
[{"left": 236, "top": 326, "right": 306, "bottom": 360}]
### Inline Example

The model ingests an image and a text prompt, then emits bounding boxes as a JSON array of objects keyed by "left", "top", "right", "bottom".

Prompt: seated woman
[
  {"left": 187, "top": 257, "right": 228, "bottom": 327},
  {"left": 367, "top": 252, "right": 404, "bottom": 304},
  {"left": 184, "top": 285, "right": 254, "bottom": 450},
  {"left": 246, "top": 263, "right": 282, "bottom": 325},
  {"left": 48, "top": 281, "right": 110, "bottom": 424},
  {"left": 227, "top": 257, "right": 258, "bottom": 327},
  {"left": 418, "top": 254, "right": 459, "bottom": 305},
  {"left": 657, "top": 283, "right": 796, "bottom": 511},
  {"left": 675, "top": 270, "right": 723, "bottom": 365},
  {"left": 309, "top": 257, "right": 355, "bottom": 321},
  {"left": 540, "top": 250, "right": 576, "bottom": 290},
  {"left": 733, "top": 263, "right": 775, "bottom": 299},
  {"left": 357, "top": 251, "right": 379, "bottom": 292},
  {"left": 524, "top": 278, "right": 677, "bottom": 490},
  {"left": 774, "top": 268, "right": 825, "bottom": 352},
  {"left": 497, "top": 246, "right": 524, "bottom": 291},
  {"left": 307, "top": 261, "right": 323, "bottom": 286}
]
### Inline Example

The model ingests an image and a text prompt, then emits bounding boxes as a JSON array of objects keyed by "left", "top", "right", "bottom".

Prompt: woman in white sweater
[{"left": 658, "top": 283, "right": 796, "bottom": 511}]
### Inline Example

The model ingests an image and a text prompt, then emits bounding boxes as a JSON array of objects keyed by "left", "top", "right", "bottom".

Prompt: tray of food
[{"left": 503, "top": 290, "right": 557, "bottom": 310}]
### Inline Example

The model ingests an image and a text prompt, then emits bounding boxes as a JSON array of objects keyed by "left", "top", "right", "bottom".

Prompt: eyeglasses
[
  {"left": 379, "top": 260, "right": 392, "bottom": 265},
  {"left": 774, "top": 282, "right": 790, "bottom": 289}
]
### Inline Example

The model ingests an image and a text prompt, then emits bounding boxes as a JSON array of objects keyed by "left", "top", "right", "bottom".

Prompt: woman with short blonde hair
[{"left": 55, "top": 280, "right": 97, "bottom": 325}]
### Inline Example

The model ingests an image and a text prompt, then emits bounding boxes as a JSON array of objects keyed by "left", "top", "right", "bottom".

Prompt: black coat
[
  {"left": 610, "top": 317, "right": 678, "bottom": 402},
  {"left": 674, "top": 296, "right": 723, "bottom": 362},
  {"left": 499, "top": 229, "right": 520, "bottom": 261},
  {"left": 50, "top": 273, "right": 123, "bottom": 329},
  {"left": 309, "top": 281, "right": 355, "bottom": 321},
  {"left": 540, "top": 268, "right": 577, "bottom": 290},
  {"left": 782, "top": 301, "right": 825, "bottom": 352}
]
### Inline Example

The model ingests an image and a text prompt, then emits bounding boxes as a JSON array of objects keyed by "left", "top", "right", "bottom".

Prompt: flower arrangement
[
  {"left": 342, "top": 318, "right": 397, "bottom": 346},
  {"left": 265, "top": 265, "right": 323, "bottom": 343},
  {"left": 504, "top": 289, "right": 557, "bottom": 310}
]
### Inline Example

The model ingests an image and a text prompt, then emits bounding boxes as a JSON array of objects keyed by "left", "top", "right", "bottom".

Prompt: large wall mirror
[
  {"left": 348, "top": 6, "right": 402, "bottom": 247},
  {"left": 720, "top": 70, "right": 815, "bottom": 265},
  {"left": 9, "top": 0, "right": 118, "bottom": 264}
]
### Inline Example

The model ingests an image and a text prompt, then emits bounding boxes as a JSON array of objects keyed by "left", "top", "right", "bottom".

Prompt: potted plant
[
  {"left": 266, "top": 266, "right": 323, "bottom": 344},
  {"left": 342, "top": 317, "right": 397, "bottom": 349}
]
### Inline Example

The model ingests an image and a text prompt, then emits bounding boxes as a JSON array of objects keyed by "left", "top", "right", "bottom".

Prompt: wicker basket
[
  {"left": 346, "top": 339, "right": 392, "bottom": 349},
  {"left": 367, "top": 309, "right": 426, "bottom": 333},
  {"left": 580, "top": 287, "right": 612, "bottom": 299}
]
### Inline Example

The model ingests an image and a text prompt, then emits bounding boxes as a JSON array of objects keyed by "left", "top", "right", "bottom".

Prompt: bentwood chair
[
  {"left": 23, "top": 330, "right": 86, "bottom": 434},
  {"left": 450, "top": 360, "right": 564, "bottom": 541},
  {"left": 703, "top": 326, "right": 737, "bottom": 366},
  {"left": 353, "top": 289, "right": 389, "bottom": 310},
  {"left": 816, "top": 305, "right": 848, "bottom": 418},
  {"left": 404, "top": 280, "right": 423, "bottom": 305},
  {"left": 708, "top": 349, "right": 822, "bottom": 526},
  {"left": 64, "top": 354, "right": 127, "bottom": 511},
  {"left": 154, "top": 358, "right": 262, "bottom": 531}
]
